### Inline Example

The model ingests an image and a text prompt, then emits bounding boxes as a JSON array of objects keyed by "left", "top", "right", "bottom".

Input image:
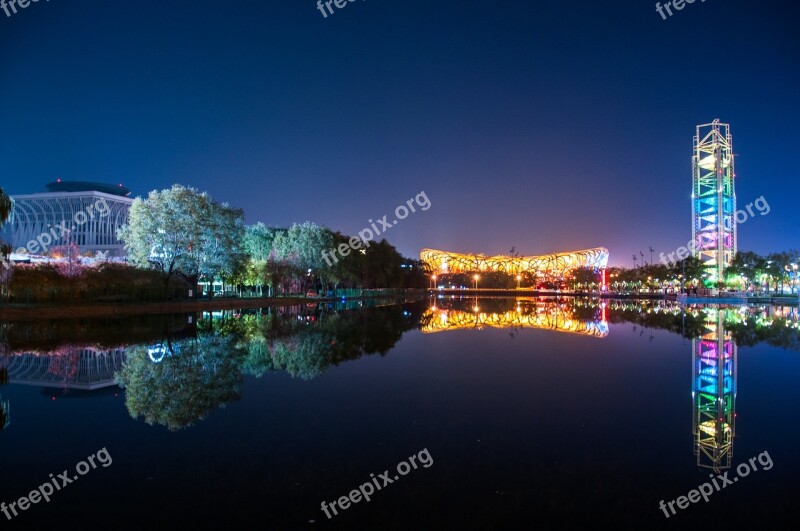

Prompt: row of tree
[
  {"left": 119, "top": 185, "right": 427, "bottom": 296},
  {"left": 0, "top": 185, "right": 428, "bottom": 299},
  {"left": 600, "top": 251, "right": 799, "bottom": 292}
]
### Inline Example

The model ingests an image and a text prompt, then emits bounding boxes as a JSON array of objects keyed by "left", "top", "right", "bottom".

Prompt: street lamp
[
  {"left": 431, "top": 274, "right": 437, "bottom": 289},
  {"left": 516, "top": 275, "right": 522, "bottom": 289},
  {"left": 473, "top": 274, "right": 479, "bottom": 290}
]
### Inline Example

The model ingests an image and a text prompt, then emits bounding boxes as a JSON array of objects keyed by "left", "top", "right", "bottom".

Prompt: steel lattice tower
[{"left": 692, "top": 120, "right": 736, "bottom": 284}]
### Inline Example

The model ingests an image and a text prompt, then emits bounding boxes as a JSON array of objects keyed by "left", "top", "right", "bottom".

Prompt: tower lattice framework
[{"left": 692, "top": 119, "right": 736, "bottom": 283}]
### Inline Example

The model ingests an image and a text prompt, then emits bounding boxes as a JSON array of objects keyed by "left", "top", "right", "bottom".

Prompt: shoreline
[
  {"left": 428, "top": 289, "right": 799, "bottom": 305},
  {"left": 0, "top": 294, "right": 421, "bottom": 321},
  {"left": 2, "top": 288, "right": 796, "bottom": 321}
]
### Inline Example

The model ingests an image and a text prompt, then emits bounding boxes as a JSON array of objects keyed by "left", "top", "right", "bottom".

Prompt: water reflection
[
  {"left": 3, "top": 347, "right": 127, "bottom": 391},
  {"left": 0, "top": 389, "right": 7, "bottom": 432},
  {"left": 116, "top": 335, "right": 247, "bottom": 431},
  {"left": 421, "top": 297, "right": 609, "bottom": 338},
  {"left": 1, "top": 299, "right": 798, "bottom": 448},
  {"left": 608, "top": 301, "right": 799, "bottom": 473},
  {"left": 0, "top": 367, "right": 8, "bottom": 431},
  {"left": 692, "top": 309, "right": 736, "bottom": 472}
]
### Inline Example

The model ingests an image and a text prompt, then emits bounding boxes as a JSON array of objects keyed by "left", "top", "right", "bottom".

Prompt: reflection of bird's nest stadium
[
  {"left": 421, "top": 299, "right": 609, "bottom": 338},
  {"left": 420, "top": 247, "right": 609, "bottom": 277}
]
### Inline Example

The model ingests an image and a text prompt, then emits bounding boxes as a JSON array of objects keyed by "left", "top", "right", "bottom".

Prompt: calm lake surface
[{"left": 1, "top": 297, "right": 798, "bottom": 529}]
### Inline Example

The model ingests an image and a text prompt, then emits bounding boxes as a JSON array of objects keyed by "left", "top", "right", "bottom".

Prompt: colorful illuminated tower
[
  {"left": 692, "top": 120, "right": 736, "bottom": 284},
  {"left": 692, "top": 309, "right": 736, "bottom": 472}
]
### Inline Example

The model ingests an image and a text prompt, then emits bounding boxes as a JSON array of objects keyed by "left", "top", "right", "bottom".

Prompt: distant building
[
  {"left": 8, "top": 181, "right": 133, "bottom": 257},
  {"left": 420, "top": 247, "right": 609, "bottom": 279}
]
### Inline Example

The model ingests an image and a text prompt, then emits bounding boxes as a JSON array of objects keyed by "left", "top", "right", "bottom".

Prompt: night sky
[{"left": 1, "top": 0, "right": 798, "bottom": 266}]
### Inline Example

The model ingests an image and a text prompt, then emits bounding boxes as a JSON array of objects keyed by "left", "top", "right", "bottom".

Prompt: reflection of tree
[
  {"left": 241, "top": 335, "right": 275, "bottom": 377},
  {"left": 238, "top": 304, "right": 421, "bottom": 381},
  {"left": 269, "top": 332, "right": 333, "bottom": 380},
  {"left": 0, "top": 393, "right": 8, "bottom": 432},
  {"left": 608, "top": 302, "right": 800, "bottom": 348},
  {"left": 0, "top": 313, "right": 196, "bottom": 355},
  {"left": 608, "top": 303, "right": 706, "bottom": 339},
  {"left": 725, "top": 318, "right": 800, "bottom": 351},
  {"left": 114, "top": 335, "right": 246, "bottom": 431},
  {"left": 46, "top": 348, "right": 81, "bottom": 382},
  {"left": 0, "top": 365, "right": 8, "bottom": 431}
]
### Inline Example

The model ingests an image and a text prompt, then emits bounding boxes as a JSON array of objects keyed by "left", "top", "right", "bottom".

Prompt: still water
[{"left": 1, "top": 297, "right": 798, "bottom": 529}]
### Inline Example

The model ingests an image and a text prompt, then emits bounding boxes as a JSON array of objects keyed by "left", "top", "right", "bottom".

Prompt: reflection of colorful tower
[
  {"left": 692, "top": 120, "right": 736, "bottom": 284},
  {"left": 692, "top": 310, "right": 736, "bottom": 471}
]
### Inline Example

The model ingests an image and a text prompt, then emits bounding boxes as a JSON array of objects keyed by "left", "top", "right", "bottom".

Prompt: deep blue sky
[{"left": 1, "top": 0, "right": 798, "bottom": 265}]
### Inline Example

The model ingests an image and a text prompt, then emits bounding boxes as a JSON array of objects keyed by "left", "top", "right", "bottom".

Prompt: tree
[
  {"left": 727, "top": 251, "right": 766, "bottom": 289},
  {"left": 572, "top": 267, "right": 600, "bottom": 291},
  {"left": 191, "top": 200, "right": 246, "bottom": 292},
  {"left": 273, "top": 222, "right": 333, "bottom": 272},
  {"left": 764, "top": 252, "right": 797, "bottom": 293},
  {"left": 674, "top": 256, "right": 705, "bottom": 287},
  {"left": 230, "top": 224, "right": 283, "bottom": 296},
  {"left": 118, "top": 185, "right": 245, "bottom": 294},
  {"left": 272, "top": 222, "right": 334, "bottom": 293},
  {"left": 243, "top": 223, "right": 282, "bottom": 262},
  {"left": 325, "top": 231, "right": 366, "bottom": 289},
  {"left": 0, "top": 187, "right": 11, "bottom": 229},
  {"left": 360, "top": 239, "right": 404, "bottom": 288},
  {"left": 1, "top": 187, "right": 12, "bottom": 275}
]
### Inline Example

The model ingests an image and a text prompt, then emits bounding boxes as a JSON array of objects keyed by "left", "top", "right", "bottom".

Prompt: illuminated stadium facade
[{"left": 420, "top": 247, "right": 609, "bottom": 279}]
